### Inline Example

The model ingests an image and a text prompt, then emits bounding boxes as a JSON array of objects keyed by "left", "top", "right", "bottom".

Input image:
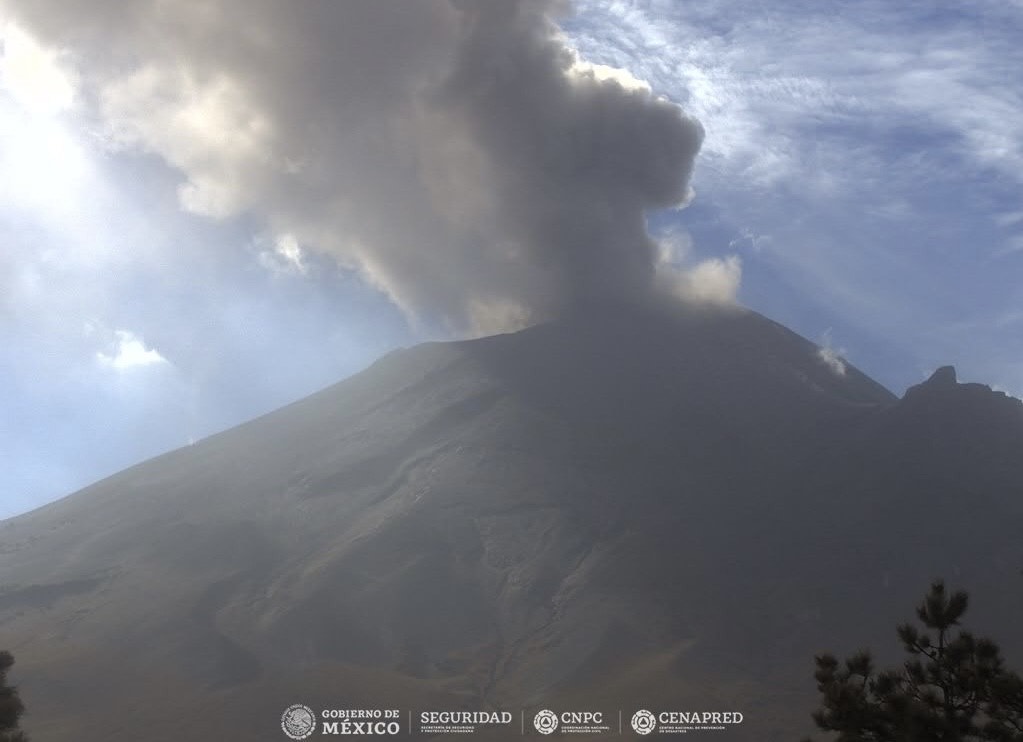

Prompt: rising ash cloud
[{"left": 3, "top": 0, "right": 709, "bottom": 333}]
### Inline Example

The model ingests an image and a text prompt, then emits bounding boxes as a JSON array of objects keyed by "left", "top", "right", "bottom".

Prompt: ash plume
[{"left": 2, "top": 0, "right": 708, "bottom": 332}]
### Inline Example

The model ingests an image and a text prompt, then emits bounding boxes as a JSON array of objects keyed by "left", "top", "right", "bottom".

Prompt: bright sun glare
[
  {"left": 1, "top": 22, "right": 74, "bottom": 114},
  {"left": 0, "top": 22, "right": 90, "bottom": 219}
]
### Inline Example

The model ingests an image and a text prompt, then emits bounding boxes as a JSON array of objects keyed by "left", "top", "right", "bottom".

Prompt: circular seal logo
[
  {"left": 533, "top": 709, "right": 559, "bottom": 735},
  {"left": 281, "top": 704, "right": 317, "bottom": 740},
  {"left": 631, "top": 709, "right": 656, "bottom": 736}
]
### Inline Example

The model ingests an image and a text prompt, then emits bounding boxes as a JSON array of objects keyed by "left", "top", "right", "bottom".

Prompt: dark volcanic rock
[
  {"left": 924, "top": 364, "right": 958, "bottom": 387},
  {"left": 1, "top": 305, "right": 1021, "bottom": 741}
]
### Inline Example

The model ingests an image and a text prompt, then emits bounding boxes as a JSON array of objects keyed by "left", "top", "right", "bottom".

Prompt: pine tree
[
  {"left": 804, "top": 581, "right": 1023, "bottom": 741},
  {"left": 0, "top": 651, "right": 29, "bottom": 742}
]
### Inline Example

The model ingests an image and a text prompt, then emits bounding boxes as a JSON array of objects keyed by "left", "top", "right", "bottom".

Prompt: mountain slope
[{"left": 1, "top": 305, "right": 1021, "bottom": 741}]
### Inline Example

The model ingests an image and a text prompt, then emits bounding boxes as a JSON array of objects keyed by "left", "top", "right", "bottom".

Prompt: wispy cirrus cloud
[
  {"left": 570, "top": 1, "right": 1023, "bottom": 193},
  {"left": 569, "top": 0, "right": 1023, "bottom": 394}
]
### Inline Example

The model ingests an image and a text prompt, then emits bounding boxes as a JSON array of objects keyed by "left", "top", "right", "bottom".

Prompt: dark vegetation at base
[
  {"left": 806, "top": 581, "right": 1023, "bottom": 742},
  {"left": 0, "top": 650, "right": 28, "bottom": 742}
]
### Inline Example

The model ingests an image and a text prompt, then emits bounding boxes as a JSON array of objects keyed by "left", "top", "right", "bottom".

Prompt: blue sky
[{"left": 2, "top": 0, "right": 1022, "bottom": 518}]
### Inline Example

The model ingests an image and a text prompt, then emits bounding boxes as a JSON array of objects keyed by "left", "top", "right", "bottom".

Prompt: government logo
[
  {"left": 631, "top": 709, "right": 656, "bottom": 735},
  {"left": 533, "top": 709, "right": 559, "bottom": 735},
  {"left": 282, "top": 704, "right": 317, "bottom": 740}
]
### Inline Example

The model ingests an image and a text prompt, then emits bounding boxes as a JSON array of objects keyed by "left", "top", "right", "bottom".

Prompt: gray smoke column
[
  {"left": 2, "top": 0, "right": 706, "bottom": 332},
  {"left": 436, "top": 0, "right": 705, "bottom": 315}
]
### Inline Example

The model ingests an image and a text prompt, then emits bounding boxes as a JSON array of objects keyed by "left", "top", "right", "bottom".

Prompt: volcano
[{"left": 2, "top": 304, "right": 1022, "bottom": 741}]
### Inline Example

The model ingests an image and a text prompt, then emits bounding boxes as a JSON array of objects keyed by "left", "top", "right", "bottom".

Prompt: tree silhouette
[
  {"left": 0, "top": 651, "right": 29, "bottom": 742},
  {"left": 805, "top": 581, "right": 1023, "bottom": 741}
]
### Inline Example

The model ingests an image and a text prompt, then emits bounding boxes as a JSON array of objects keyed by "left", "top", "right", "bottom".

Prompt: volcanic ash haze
[
  {"left": 2, "top": 306, "right": 1023, "bottom": 741},
  {"left": 2, "top": 0, "right": 707, "bottom": 332}
]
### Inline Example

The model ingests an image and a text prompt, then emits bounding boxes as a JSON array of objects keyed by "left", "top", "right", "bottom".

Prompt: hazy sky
[{"left": 2, "top": 0, "right": 1022, "bottom": 518}]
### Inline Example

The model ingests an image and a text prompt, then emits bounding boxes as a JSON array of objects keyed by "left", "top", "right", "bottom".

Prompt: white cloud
[
  {"left": 653, "top": 229, "right": 741, "bottom": 305},
  {"left": 259, "top": 233, "right": 308, "bottom": 276},
  {"left": 96, "top": 330, "right": 168, "bottom": 371},
  {"left": 656, "top": 255, "right": 742, "bottom": 306},
  {"left": 676, "top": 255, "right": 742, "bottom": 305},
  {"left": 100, "top": 64, "right": 275, "bottom": 219},
  {"left": 569, "top": 56, "right": 651, "bottom": 93}
]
